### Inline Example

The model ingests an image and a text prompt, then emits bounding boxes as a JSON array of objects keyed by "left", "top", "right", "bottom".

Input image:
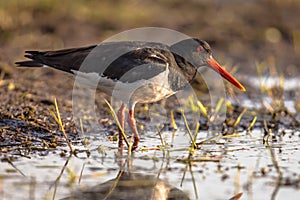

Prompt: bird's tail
[
  {"left": 15, "top": 45, "right": 96, "bottom": 73},
  {"left": 15, "top": 51, "right": 45, "bottom": 67}
]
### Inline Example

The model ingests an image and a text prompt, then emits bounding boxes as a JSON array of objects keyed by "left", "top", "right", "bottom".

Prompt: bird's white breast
[{"left": 72, "top": 67, "right": 175, "bottom": 105}]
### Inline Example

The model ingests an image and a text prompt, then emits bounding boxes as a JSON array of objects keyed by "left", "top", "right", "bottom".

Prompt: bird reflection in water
[{"left": 61, "top": 157, "right": 190, "bottom": 200}]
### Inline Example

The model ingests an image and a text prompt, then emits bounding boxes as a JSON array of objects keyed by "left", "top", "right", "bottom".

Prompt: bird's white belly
[
  {"left": 110, "top": 67, "right": 174, "bottom": 104},
  {"left": 72, "top": 68, "right": 175, "bottom": 104},
  {"left": 127, "top": 80, "right": 174, "bottom": 104}
]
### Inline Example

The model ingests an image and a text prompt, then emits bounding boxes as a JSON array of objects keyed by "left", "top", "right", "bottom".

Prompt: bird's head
[{"left": 171, "top": 38, "right": 246, "bottom": 92}]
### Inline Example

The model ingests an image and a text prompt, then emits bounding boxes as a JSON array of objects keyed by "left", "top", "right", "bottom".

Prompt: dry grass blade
[
  {"left": 228, "top": 192, "right": 243, "bottom": 200},
  {"left": 222, "top": 133, "right": 243, "bottom": 138},
  {"left": 6, "top": 158, "right": 26, "bottom": 177},
  {"left": 170, "top": 110, "right": 178, "bottom": 130},
  {"left": 263, "top": 119, "right": 272, "bottom": 143},
  {"left": 50, "top": 98, "right": 73, "bottom": 153},
  {"left": 179, "top": 149, "right": 199, "bottom": 199},
  {"left": 197, "top": 100, "right": 208, "bottom": 118},
  {"left": 247, "top": 116, "right": 257, "bottom": 132},
  {"left": 233, "top": 108, "right": 247, "bottom": 127},
  {"left": 156, "top": 125, "right": 166, "bottom": 147},
  {"left": 193, "top": 122, "right": 200, "bottom": 143},
  {"left": 279, "top": 73, "right": 285, "bottom": 108},
  {"left": 189, "top": 162, "right": 198, "bottom": 199},
  {"left": 78, "top": 162, "right": 86, "bottom": 184},
  {"left": 177, "top": 155, "right": 221, "bottom": 163},
  {"left": 210, "top": 98, "right": 224, "bottom": 123},
  {"left": 196, "top": 134, "right": 220, "bottom": 146},
  {"left": 103, "top": 170, "right": 124, "bottom": 200},
  {"left": 127, "top": 134, "right": 134, "bottom": 155},
  {"left": 66, "top": 167, "right": 76, "bottom": 185},
  {"left": 215, "top": 98, "right": 224, "bottom": 114},
  {"left": 181, "top": 110, "right": 197, "bottom": 149},
  {"left": 51, "top": 155, "right": 71, "bottom": 200},
  {"left": 104, "top": 99, "right": 129, "bottom": 148},
  {"left": 188, "top": 96, "right": 198, "bottom": 112},
  {"left": 265, "top": 140, "right": 283, "bottom": 200}
]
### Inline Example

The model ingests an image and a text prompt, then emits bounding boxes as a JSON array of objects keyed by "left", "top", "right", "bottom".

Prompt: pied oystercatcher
[{"left": 16, "top": 38, "right": 246, "bottom": 149}]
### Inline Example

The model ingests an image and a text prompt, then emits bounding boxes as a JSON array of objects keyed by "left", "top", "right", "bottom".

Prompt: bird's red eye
[{"left": 197, "top": 46, "right": 202, "bottom": 53}]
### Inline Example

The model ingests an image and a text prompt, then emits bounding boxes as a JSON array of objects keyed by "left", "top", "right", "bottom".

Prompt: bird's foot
[{"left": 130, "top": 136, "right": 140, "bottom": 151}]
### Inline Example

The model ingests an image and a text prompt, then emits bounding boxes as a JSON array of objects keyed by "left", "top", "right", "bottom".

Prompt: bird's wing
[
  {"left": 101, "top": 47, "right": 174, "bottom": 83},
  {"left": 16, "top": 41, "right": 175, "bottom": 83}
]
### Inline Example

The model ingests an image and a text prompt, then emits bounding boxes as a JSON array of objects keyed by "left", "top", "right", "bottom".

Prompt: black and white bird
[{"left": 16, "top": 39, "right": 246, "bottom": 149}]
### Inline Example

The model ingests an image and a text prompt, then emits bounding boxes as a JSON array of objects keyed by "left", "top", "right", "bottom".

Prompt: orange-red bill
[{"left": 206, "top": 57, "right": 246, "bottom": 91}]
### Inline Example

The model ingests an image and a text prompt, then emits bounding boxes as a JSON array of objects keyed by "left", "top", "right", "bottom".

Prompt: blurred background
[
  {"left": 1, "top": 0, "right": 300, "bottom": 71},
  {"left": 0, "top": 0, "right": 299, "bottom": 101}
]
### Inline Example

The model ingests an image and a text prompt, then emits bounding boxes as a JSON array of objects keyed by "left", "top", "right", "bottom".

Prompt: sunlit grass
[
  {"left": 49, "top": 98, "right": 73, "bottom": 153},
  {"left": 247, "top": 116, "right": 257, "bottom": 133},
  {"left": 233, "top": 108, "right": 247, "bottom": 127},
  {"left": 181, "top": 110, "right": 197, "bottom": 149},
  {"left": 104, "top": 99, "right": 130, "bottom": 148},
  {"left": 196, "top": 100, "right": 208, "bottom": 118},
  {"left": 256, "top": 59, "right": 285, "bottom": 112},
  {"left": 170, "top": 110, "right": 178, "bottom": 130}
]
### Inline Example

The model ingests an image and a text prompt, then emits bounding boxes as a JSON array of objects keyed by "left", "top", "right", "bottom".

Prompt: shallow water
[
  {"left": 1, "top": 77, "right": 299, "bottom": 199},
  {"left": 1, "top": 125, "right": 299, "bottom": 200}
]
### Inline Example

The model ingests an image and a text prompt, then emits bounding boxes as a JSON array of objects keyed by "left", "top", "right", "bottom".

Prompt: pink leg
[
  {"left": 127, "top": 109, "right": 140, "bottom": 149},
  {"left": 117, "top": 103, "right": 126, "bottom": 148}
]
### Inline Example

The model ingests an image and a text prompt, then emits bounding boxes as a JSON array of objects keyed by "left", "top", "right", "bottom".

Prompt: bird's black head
[
  {"left": 192, "top": 38, "right": 212, "bottom": 54},
  {"left": 170, "top": 38, "right": 246, "bottom": 91},
  {"left": 170, "top": 38, "right": 212, "bottom": 68}
]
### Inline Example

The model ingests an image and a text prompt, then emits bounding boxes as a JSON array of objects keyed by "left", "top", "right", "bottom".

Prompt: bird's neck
[{"left": 168, "top": 53, "right": 197, "bottom": 91}]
